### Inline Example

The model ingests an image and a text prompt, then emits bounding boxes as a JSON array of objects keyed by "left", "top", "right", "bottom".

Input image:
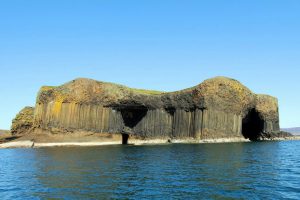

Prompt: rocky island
[{"left": 1, "top": 76, "right": 292, "bottom": 148}]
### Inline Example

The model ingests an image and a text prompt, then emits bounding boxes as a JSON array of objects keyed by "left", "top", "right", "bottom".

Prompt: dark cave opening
[
  {"left": 122, "top": 133, "right": 129, "bottom": 145},
  {"left": 242, "top": 109, "right": 264, "bottom": 141},
  {"left": 120, "top": 107, "right": 148, "bottom": 128},
  {"left": 165, "top": 107, "right": 175, "bottom": 116}
]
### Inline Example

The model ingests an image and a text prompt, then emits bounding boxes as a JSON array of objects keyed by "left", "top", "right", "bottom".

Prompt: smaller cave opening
[
  {"left": 165, "top": 107, "right": 175, "bottom": 116},
  {"left": 122, "top": 133, "right": 129, "bottom": 145},
  {"left": 242, "top": 109, "right": 264, "bottom": 141},
  {"left": 120, "top": 106, "right": 148, "bottom": 128}
]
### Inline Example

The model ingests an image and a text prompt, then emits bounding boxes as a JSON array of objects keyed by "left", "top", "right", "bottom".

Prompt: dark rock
[{"left": 16, "top": 76, "right": 281, "bottom": 141}]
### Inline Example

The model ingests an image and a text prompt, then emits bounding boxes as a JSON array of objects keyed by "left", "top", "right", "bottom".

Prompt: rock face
[
  {"left": 11, "top": 107, "right": 34, "bottom": 135},
  {"left": 14, "top": 77, "right": 281, "bottom": 141}
]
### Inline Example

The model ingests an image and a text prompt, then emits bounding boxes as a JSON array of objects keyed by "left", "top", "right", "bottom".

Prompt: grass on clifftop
[
  {"left": 40, "top": 80, "right": 165, "bottom": 96},
  {"left": 128, "top": 88, "right": 164, "bottom": 95}
]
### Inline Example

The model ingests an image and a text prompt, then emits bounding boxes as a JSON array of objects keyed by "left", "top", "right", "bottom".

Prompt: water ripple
[{"left": 0, "top": 141, "right": 300, "bottom": 199}]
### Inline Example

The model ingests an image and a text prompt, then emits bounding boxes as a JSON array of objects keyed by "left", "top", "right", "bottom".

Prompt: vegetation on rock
[
  {"left": 11, "top": 107, "right": 34, "bottom": 135},
  {"left": 14, "top": 76, "right": 281, "bottom": 141}
]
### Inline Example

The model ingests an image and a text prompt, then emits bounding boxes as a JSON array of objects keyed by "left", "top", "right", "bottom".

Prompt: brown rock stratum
[{"left": 12, "top": 77, "right": 284, "bottom": 143}]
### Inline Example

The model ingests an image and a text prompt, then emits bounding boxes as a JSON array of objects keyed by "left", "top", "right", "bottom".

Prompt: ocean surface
[{"left": 0, "top": 141, "right": 300, "bottom": 200}]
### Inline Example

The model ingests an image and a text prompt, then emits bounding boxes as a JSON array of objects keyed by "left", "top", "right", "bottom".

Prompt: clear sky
[{"left": 1, "top": 0, "right": 299, "bottom": 129}]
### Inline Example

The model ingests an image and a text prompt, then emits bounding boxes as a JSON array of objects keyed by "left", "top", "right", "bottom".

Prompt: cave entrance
[
  {"left": 122, "top": 133, "right": 129, "bottom": 145},
  {"left": 120, "top": 107, "right": 148, "bottom": 128},
  {"left": 242, "top": 109, "right": 264, "bottom": 141}
]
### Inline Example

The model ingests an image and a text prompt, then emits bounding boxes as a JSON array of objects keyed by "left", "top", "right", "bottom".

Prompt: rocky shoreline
[
  {"left": 1, "top": 135, "right": 299, "bottom": 149},
  {"left": 11, "top": 77, "right": 283, "bottom": 143},
  {"left": 3, "top": 77, "right": 293, "bottom": 147}
]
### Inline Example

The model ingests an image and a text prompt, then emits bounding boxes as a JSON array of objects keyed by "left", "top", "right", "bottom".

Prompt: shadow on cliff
[
  {"left": 120, "top": 107, "right": 148, "bottom": 128},
  {"left": 119, "top": 106, "right": 148, "bottom": 144},
  {"left": 242, "top": 109, "right": 264, "bottom": 141}
]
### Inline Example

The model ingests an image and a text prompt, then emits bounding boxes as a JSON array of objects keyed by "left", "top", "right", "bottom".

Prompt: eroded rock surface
[
  {"left": 11, "top": 107, "right": 34, "bottom": 135},
  {"left": 16, "top": 77, "right": 281, "bottom": 141}
]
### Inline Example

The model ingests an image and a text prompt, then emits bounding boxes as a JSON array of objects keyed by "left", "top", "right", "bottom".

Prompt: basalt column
[{"left": 13, "top": 76, "right": 280, "bottom": 141}]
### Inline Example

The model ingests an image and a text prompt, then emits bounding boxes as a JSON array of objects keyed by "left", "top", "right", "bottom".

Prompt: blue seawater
[{"left": 0, "top": 141, "right": 300, "bottom": 199}]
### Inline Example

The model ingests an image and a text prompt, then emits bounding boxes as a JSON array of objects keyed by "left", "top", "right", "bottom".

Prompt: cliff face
[
  {"left": 14, "top": 77, "right": 281, "bottom": 141},
  {"left": 11, "top": 107, "right": 34, "bottom": 135}
]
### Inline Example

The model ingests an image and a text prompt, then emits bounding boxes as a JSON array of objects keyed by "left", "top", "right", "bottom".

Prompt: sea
[{"left": 0, "top": 141, "right": 300, "bottom": 199}]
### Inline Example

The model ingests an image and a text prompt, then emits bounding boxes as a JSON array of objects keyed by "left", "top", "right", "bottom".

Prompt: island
[{"left": 1, "top": 76, "right": 293, "bottom": 148}]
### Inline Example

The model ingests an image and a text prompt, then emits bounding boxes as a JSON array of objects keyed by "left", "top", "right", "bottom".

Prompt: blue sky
[{"left": 1, "top": 0, "right": 300, "bottom": 129}]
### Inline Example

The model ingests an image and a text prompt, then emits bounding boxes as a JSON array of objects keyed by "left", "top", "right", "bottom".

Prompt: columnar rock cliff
[{"left": 12, "top": 77, "right": 281, "bottom": 141}]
